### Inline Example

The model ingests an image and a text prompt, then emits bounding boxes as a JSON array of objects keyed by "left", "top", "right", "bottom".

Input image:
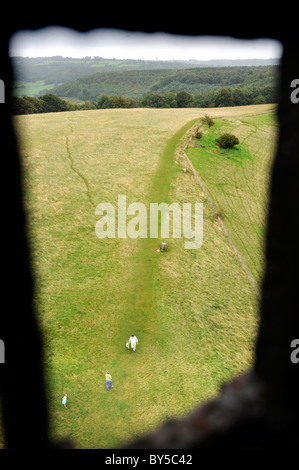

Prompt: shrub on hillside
[
  {"left": 216, "top": 133, "right": 239, "bottom": 149},
  {"left": 195, "top": 129, "right": 203, "bottom": 139},
  {"left": 201, "top": 114, "right": 214, "bottom": 127}
]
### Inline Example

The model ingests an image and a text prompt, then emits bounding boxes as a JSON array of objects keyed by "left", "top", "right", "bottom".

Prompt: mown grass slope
[
  {"left": 186, "top": 108, "right": 277, "bottom": 285},
  {"left": 2, "top": 104, "right": 276, "bottom": 448}
]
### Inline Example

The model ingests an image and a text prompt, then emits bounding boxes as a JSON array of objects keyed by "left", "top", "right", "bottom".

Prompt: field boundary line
[
  {"left": 65, "top": 123, "right": 95, "bottom": 208},
  {"left": 182, "top": 123, "right": 260, "bottom": 299}
]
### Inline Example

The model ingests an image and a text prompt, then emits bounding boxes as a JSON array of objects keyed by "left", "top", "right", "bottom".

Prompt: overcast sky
[{"left": 9, "top": 27, "right": 283, "bottom": 61}]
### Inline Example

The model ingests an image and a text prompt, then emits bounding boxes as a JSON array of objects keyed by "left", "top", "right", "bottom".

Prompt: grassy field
[
  {"left": 13, "top": 79, "right": 57, "bottom": 97},
  {"left": 3, "top": 104, "right": 276, "bottom": 448}
]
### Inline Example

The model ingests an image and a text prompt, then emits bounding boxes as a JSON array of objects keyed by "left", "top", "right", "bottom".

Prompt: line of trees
[{"left": 12, "top": 85, "right": 277, "bottom": 115}]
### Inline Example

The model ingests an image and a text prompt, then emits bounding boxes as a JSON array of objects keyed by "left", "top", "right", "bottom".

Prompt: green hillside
[
  {"left": 3, "top": 104, "right": 275, "bottom": 449},
  {"left": 49, "top": 66, "right": 278, "bottom": 102},
  {"left": 11, "top": 56, "right": 279, "bottom": 98},
  {"left": 186, "top": 109, "right": 277, "bottom": 286}
]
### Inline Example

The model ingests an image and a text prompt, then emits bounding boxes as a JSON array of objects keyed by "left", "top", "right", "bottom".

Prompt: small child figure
[
  {"left": 126, "top": 340, "right": 130, "bottom": 350},
  {"left": 105, "top": 371, "right": 113, "bottom": 390},
  {"left": 62, "top": 393, "right": 67, "bottom": 408}
]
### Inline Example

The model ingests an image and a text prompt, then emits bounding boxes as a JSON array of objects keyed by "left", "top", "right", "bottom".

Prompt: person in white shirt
[{"left": 128, "top": 334, "right": 138, "bottom": 352}]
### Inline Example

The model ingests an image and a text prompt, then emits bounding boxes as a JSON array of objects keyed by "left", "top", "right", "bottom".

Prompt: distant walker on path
[{"left": 128, "top": 334, "right": 139, "bottom": 352}]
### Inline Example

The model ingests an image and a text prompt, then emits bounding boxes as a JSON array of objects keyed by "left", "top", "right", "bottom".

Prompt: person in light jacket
[{"left": 128, "top": 334, "right": 139, "bottom": 352}]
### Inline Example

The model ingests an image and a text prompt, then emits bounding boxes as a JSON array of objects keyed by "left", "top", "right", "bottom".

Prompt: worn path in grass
[
  {"left": 97, "top": 118, "right": 201, "bottom": 445},
  {"left": 126, "top": 119, "right": 200, "bottom": 324}
]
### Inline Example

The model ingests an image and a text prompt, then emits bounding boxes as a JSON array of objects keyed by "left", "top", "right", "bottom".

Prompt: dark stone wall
[
  {"left": 254, "top": 38, "right": 299, "bottom": 441},
  {"left": 1, "top": 6, "right": 297, "bottom": 448}
]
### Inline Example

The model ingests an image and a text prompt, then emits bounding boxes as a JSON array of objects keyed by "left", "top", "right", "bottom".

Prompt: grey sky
[{"left": 9, "top": 27, "right": 283, "bottom": 61}]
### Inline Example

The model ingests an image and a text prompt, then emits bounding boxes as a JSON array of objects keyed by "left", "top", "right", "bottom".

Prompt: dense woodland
[
  {"left": 12, "top": 85, "right": 277, "bottom": 115},
  {"left": 48, "top": 65, "right": 278, "bottom": 101},
  {"left": 11, "top": 59, "right": 279, "bottom": 114}
]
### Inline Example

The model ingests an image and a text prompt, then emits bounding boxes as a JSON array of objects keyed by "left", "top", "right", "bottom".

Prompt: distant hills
[
  {"left": 12, "top": 56, "right": 280, "bottom": 80},
  {"left": 48, "top": 65, "right": 278, "bottom": 102},
  {"left": 11, "top": 56, "right": 280, "bottom": 100}
]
